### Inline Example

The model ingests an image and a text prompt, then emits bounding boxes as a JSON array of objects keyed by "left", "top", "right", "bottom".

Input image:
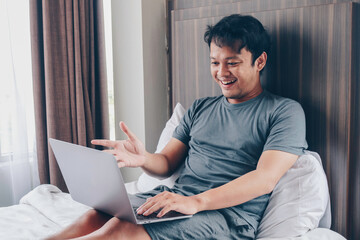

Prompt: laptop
[{"left": 49, "top": 138, "right": 192, "bottom": 224}]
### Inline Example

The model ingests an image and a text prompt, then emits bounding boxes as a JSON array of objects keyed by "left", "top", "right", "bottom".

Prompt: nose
[{"left": 217, "top": 64, "right": 230, "bottom": 77}]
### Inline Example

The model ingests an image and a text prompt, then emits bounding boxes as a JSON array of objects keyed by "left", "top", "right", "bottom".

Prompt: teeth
[{"left": 221, "top": 79, "right": 236, "bottom": 85}]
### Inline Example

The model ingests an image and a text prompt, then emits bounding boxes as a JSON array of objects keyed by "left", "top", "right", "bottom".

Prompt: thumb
[{"left": 119, "top": 121, "right": 137, "bottom": 141}]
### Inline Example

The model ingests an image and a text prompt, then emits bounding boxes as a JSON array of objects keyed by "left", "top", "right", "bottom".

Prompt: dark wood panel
[
  {"left": 172, "top": 17, "right": 221, "bottom": 108},
  {"left": 349, "top": 3, "right": 360, "bottom": 240},
  {"left": 171, "top": 2, "right": 359, "bottom": 239},
  {"left": 170, "top": 0, "right": 360, "bottom": 11},
  {"left": 260, "top": 5, "right": 351, "bottom": 236},
  {"left": 168, "top": 0, "right": 359, "bottom": 114},
  {"left": 172, "top": 0, "right": 241, "bottom": 10},
  {"left": 171, "top": 0, "right": 360, "bottom": 20}
]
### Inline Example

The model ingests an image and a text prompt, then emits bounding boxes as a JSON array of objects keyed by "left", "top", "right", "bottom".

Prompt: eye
[
  {"left": 228, "top": 62, "right": 240, "bottom": 66},
  {"left": 211, "top": 61, "right": 219, "bottom": 66}
]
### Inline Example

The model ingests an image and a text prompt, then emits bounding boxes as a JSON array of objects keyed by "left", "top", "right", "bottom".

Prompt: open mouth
[{"left": 220, "top": 79, "right": 237, "bottom": 85}]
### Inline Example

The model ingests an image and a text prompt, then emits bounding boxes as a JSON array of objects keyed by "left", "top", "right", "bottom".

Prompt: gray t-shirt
[{"left": 169, "top": 90, "right": 308, "bottom": 230}]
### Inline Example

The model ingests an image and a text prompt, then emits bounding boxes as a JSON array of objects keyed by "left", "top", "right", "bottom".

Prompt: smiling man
[{"left": 47, "top": 14, "right": 307, "bottom": 240}]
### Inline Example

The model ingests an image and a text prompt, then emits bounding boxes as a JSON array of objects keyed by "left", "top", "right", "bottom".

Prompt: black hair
[{"left": 204, "top": 14, "right": 271, "bottom": 65}]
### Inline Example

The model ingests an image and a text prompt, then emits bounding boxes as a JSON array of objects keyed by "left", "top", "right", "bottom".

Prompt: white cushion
[
  {"left": 257, "top": 228, "right": 345, "bottom": 240},
  {"left": 136, "top": 103, "right": 186, "bottom": 192},
  {"left": 256, "top": 150, "right": 330, "bottom": 238}
]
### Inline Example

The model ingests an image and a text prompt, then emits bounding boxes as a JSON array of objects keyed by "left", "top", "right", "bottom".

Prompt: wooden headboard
[{"left": 167, "top": 0, "right": 359, "bottom": 239}]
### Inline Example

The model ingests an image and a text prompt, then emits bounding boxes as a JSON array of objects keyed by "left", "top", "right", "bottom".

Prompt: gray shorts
[{"left": 143, "top": 210, "right": 255, "bottom": 240}]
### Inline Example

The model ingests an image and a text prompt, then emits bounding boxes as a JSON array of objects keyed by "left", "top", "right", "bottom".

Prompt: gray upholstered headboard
[{"left": 167, "top": 1, "right": 360, "bottom": 239}]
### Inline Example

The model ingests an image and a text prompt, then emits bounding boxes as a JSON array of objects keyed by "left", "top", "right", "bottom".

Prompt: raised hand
[{"left": 91, "top": 121, "right": 147, "bottom": 168}]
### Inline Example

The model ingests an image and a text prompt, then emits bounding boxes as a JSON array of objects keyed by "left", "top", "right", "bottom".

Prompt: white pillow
[
  {"left": 136, "top": 103, "right": 186, "bottom": 192},
  {"left": 256, "top": 150, "right": 330, "bottom": 238}
]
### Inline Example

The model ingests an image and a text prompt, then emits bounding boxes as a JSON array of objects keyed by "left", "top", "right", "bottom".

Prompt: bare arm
[
  {"left": 142, "top": 138, "right": 188, "bottom": 177},
  {"left": 91, "top": 121, "right": 187, "bottom": 178},
  {"left": 193, "top": 150, "right": 298, "bottom": 211},
  {"left": 137, "top": 150, "right": 298, "bottom": 217}
]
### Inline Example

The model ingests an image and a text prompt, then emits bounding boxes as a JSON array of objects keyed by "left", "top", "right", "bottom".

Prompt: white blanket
[
  {"left": 0, "top": 184, "right": 89, "bottom": 240},
  {"left": 0, "top": 184, "right": 345, "bottom": 240}
]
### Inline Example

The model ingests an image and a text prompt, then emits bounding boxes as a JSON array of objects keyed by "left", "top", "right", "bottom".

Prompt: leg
[
  {"left": 74, "top": 217, "right": 151, "bottom": 240},
  {"left": 46, "top": 209, "right": 112, "bottom": 240}
]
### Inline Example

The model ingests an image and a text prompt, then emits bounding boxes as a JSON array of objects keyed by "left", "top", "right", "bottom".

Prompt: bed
[
  {"left": 0, "top": 0, "right": 357, "bottom": 239},
  {"left": 0, "top": 103, "right": 346, "bottom": 239}
]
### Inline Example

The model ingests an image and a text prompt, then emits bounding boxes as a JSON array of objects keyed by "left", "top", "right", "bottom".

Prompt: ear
[{"left": 255, "top": 52, "right": 267, "bottom": 72}]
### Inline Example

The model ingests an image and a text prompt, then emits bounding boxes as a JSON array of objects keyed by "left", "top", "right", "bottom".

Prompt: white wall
[{"left": 111, "top": 0, "right": 168, "bottom": 182}]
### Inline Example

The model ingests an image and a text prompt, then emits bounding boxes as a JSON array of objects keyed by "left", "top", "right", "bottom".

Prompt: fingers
[
  {"left": 91, "top": 121, "right": 137, "bottom": 147},
  {"left": 136, "top": 192, "right": 199, "bottom": 217},
  {"left": 140, "top": 199, "right": 164, "bottom": 217},
  {"left": 137, "top": 196, "right": 165, "bottom": 217},
  {"left": 119, "top": 121, "right": 137, "bottom": 142},
  {"left": 136, "top": 192, "right": 178, "bottom": 218},
  {"left": 91, "top": 139, "right": 117, "bottom": 148},
  {"left": 157, "top": 204, "right": 174, "bottom": 218}
]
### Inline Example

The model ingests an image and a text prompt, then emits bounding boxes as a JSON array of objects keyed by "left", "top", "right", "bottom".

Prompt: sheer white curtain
[{"left": 0, "top": 0, "right": 39, "bottom": 207}]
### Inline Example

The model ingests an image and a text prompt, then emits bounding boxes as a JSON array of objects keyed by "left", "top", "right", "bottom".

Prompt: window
[
  {"left": 0, "top": 0, "right": 35, "bottom": 159},
  {"left": 103, "top": 0, "right": 115, "bottom": 140},
  {"left": 0, "top": 0, "right": 38, "bottom": 206}
]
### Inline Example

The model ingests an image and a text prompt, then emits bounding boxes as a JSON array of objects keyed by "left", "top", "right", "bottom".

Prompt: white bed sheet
[
  {"left": 0, "top": 184, "right": 346, "bottom": 240},
  {"left": 0, "top": 184, "right": 90, "bottom": 240}
]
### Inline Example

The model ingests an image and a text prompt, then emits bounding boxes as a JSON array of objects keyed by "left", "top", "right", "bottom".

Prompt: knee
[
  {"left": 78, "top": 209, "right": 98, "bottom": 223},
  {"left": 95, "top": 217, "right": 123, "bottom": 237},
  {"left": 77, "top": 209, "right": 110, "bottom": 228},
  {"left": 98, "top": 218, "right": 150, "bottom": 240}
]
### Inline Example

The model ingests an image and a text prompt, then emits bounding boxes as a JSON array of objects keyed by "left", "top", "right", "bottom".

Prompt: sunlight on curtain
[
  {"left": 0, "top": 0, "right": 39, "bottom": 206},
  {"left": 103, "top": 1, "right": 115, "bottom": 140}
]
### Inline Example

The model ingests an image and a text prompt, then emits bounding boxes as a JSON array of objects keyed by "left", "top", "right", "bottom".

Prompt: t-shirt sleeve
[
  {"left": 263, "top": 100, "right": 308, "bottom": 156},
  {"left": 172, "top": 101, "right": 197, "bottom": 146}
]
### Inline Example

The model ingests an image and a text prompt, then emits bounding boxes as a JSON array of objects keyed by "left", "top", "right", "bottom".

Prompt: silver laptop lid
[{"left": 48, "top": 138, "right": 137, "bottom": 223}]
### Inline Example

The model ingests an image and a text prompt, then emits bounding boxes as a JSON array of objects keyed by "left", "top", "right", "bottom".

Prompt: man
[{"left": 48, "top": 14, "right": 307, "bottom": 239}]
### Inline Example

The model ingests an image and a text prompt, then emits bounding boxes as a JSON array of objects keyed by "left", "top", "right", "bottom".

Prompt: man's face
[{"left": 210, "top": 42, "right": 265, "bottom": 104}]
